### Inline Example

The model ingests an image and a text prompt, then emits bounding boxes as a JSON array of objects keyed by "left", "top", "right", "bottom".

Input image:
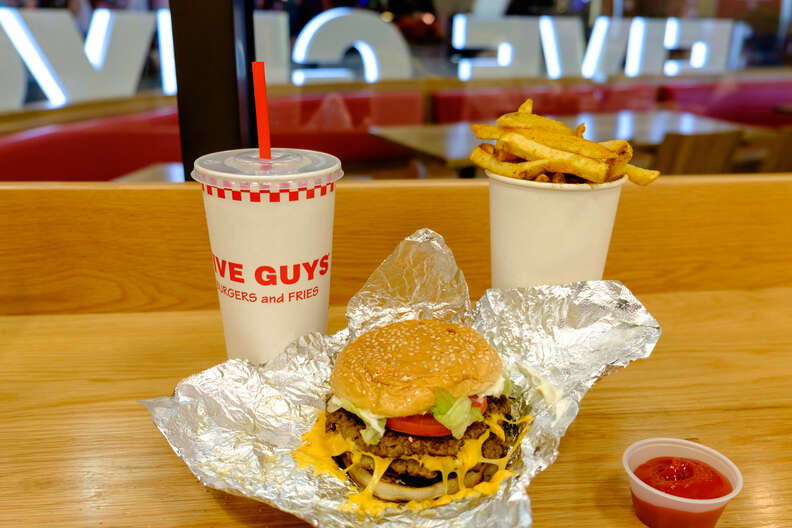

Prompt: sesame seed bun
[{"left": 330, "top": 320, "right": 502, "bottom": 417}]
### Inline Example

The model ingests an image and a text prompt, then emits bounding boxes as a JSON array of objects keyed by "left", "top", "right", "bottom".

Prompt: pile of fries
[{"left": 469, "top": 99, "right": 659, "bottom": 186}]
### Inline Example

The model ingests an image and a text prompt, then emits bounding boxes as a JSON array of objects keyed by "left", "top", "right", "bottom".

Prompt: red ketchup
[{"left": 632, "top": 457, "right": 733, "bottom": 528}]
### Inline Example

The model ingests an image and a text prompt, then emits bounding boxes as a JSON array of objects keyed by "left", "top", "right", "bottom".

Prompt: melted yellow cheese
[
  {"left": 292, "top": 411, "right": 349, "bottom": 480},
  {"left": 484, "top": 413, "right": 506, "bottom": 441},
  {"left": 292, "top": 410, "right": 533, "bottom": 517}
]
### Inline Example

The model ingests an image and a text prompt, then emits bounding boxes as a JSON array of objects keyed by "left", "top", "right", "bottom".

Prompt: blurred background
[{"left": 1, "top": 0, "right": 791, "bottom": 181}]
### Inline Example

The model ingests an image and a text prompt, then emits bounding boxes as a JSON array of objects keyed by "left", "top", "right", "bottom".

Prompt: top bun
[{"left": 331, "top": 320, "right": 502, "bottom": 417}]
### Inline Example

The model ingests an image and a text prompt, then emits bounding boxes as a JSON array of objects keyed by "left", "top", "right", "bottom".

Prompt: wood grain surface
[
  {"left": 2, "top": 175, "right": 792, "bottom": 315},
  {"left": 1, "top": 288, "right": 790, "bottom": 527}
]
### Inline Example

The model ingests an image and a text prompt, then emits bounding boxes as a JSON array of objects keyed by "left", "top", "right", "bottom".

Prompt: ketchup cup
[{"left": 622, "top": 438, "right": 743, "bottom": 528}]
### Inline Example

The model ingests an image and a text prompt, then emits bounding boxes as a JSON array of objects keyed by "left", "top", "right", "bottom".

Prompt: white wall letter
[
  {"left": 539, "top": 16, "right": 586, "bottom": 78},
  {"left": 452, "top": 15, "right": 541, "bottom": 80},
  {"left": 292, "top": 7, "right": 411, "bottom": 85},
  {"left": 0, "top": 19, "right": 26, "bottom": 111},
  {"left": 664, "top": 18, "right": 734, "bottom": 76},
  {"left": 581, "top": 16, "right": 632, "bottom": 79},
  {"left": 5, "top": 8, "right": 154, "bottom": 104},
  {"left": 625, "top": 17, "right": 667, "bottom": 77}
]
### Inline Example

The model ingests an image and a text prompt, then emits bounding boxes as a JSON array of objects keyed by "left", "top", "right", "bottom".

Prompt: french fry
[
  {"left": 498, "top": 133, "right": 609, "bottom": 183},
  {"left": 623, "top": 164, "right": 660, "bottom": 186},
  {"left": 496, "top": 112, "right": 574, "bottom": 135},
  {"left": 477, "top": 142, "right": 521, "bottom": 163},
  {"left": 512, "top": 128, "right": 617, "bottom": 160},
  {"left": 518, "top": 98, "right": 533, "bottom": 114},
  {"left": 468, "top": 99, "right": 660, "bottom": 186},
  {"left": 469, "top": 145, "right": 549, "bottom": 179},
  {"left": 493, "top": 147, "right": 521, "bottom": 162},
  {"left": 600, "top": 140, "right": 633, "bottom": 165},
  {"left": 470, "top": 123, "right": 505, "bottom": 141},
  {"left": 599, "top": 140, "right": 634, "bottom": 180}
]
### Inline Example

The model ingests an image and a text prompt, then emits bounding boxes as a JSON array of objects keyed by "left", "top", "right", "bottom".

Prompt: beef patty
[{"left": 326, "top": 396, "right": 513, "bottom": 482}]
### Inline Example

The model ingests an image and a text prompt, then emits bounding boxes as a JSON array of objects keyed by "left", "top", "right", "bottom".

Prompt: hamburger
[{"left": 297, "top": 319, "right": 519, "bottom": 505}]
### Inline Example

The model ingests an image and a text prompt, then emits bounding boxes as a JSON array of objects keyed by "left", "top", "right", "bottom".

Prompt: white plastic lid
[{"left": 192, "top": 148, "right": 342, "bottom": 190}]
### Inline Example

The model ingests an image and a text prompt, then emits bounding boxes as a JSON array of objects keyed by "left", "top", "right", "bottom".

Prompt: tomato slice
[{"left": 385, "top": 397, "right": 488, "bottom": 437}]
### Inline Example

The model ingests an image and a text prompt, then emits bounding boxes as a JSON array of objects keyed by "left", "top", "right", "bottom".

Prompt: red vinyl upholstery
[
  {"left": 596, "top": 84, "right": 658, "bottom": 112},
  {"left": 431, "top": 85, "right": 607, "bottom": 123},
  {"left": 0, "top": 108, "right": 181, "bottom": 182},
  {"left": 268, "top": 90, "right": 424, "bottom": 161},
  {"left": 0, "top": 91, "right": 425, "bottom": 181},
  {"left": 659, "top": 80, "right": 792, "bottom": 127}
]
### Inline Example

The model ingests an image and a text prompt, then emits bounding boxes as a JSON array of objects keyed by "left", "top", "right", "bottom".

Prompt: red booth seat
[
  {"left": 431, "top": 84, "right": 657, "bottom": 124},
  {"left": 659, "top": 80, "right": 792, "bottom": 127},
  {"left": 0, "top": 108, "right": 181, "bottom": 182},
  {"left": 0, "top": 90, "right": 426, "bottom": 181},
  {"left": 432, "top": 85, "right": 598, "bottom": 124},
  {"left": 267, "top": 90, "right": 425, "bottom": 161},
  {"left": 595, "top": 84, "right": 658, "bottom": 113}
]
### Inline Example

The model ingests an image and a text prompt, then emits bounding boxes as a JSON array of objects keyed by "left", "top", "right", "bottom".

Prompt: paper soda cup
[
  {"left": 193, "top": 148, "right": 343, "bottom": 363},
  {"left": 487, "top": 171, "right": 626, "bottom": 289}
]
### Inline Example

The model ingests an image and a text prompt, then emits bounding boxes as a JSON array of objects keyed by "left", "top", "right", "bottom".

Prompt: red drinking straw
[{"left": 251, "top": 61, "right": 271, "bottom": 159}]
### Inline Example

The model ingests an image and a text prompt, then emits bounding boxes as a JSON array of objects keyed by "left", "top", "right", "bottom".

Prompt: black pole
[{"left": 169, "top": 0, "right": 257, "bottom": 180}]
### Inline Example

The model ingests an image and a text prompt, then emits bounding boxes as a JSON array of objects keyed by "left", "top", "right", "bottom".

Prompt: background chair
[
  {"left": 760, "top": 130, "right": 792, "bottom": 172},
  {"left": 654, "top": 131, "right": 742, "bottom": 174}
]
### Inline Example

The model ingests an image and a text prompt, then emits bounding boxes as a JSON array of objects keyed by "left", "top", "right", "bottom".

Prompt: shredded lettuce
[
  {"left": 502, "top": 375, "right": 513, "bottom": 397},
  {"left": 329, "top": 396, "right": 386, "bottom": 444},
  {"left": 429, "top": 388, "right": 484, "bottom": 439}
]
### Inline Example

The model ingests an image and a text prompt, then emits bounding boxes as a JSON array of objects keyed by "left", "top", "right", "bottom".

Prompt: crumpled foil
[{"left": 142, "top": 228, "right": 661, "bottom": 528}]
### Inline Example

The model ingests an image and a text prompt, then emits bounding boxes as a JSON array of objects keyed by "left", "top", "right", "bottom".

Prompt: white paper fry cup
[
  {"left": 487, "top": 171, "right": 627, "bottom": 289},
  {"left": 193, "top": 148, "right": 343, "bottom": 363}
]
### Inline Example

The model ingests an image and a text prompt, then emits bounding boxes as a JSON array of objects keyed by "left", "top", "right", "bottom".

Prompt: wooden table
[
  {"left": 369, "top": 111, "right": 756, "bottom": 169},
  {"left": 1, "top": 176, "right": 791, "bottom": 527},
  {"left": 1, "top": 292, "right": 790, "bottom": 527}
]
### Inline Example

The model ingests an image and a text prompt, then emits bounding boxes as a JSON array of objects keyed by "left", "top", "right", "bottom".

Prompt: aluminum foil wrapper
[{"left": 142, "top": 228, "right": 660, "bottom": 528}]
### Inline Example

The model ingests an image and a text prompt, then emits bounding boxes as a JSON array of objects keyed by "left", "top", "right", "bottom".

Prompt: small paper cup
[
  {"left": 487, "top": 171, "right": 626, "bottom": 289},
  {"left": 623, "top": 438, "right": 743, "bottom": 528}
]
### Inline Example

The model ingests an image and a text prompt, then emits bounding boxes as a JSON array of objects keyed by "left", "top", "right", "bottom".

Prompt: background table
[
  {"left": 369, "top": 111, "right": 757, "bottom": 169},
  {"left": 1, "top": 177, "right": 791, "bottom": 527}
]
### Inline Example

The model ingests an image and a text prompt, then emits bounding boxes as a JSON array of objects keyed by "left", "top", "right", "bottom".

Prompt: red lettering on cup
[
  {"left": 302, "top": 259, "right": 319, "bottom": 280},
  {"left": 255, "top": 266, "right": 278, "bottom": 286},
  {"left": 280, "top": 264, "right": 300, "bottom": 285},
  {"left": 214, "top": 255, "right": 227, "bottom": 277},
  {"left": 214, "top": 255, "right": 245, "bottom": 283},
  {"left": 243, "top": 254, "right": 331, "bottom": 287},
  {"left": 229, "top": 262, "right": 244, "bottom": 283}
]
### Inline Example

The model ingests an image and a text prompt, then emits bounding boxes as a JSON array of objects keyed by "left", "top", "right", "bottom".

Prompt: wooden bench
[{"left": 1, "top": 175, "right": 791, "bottom": 315}]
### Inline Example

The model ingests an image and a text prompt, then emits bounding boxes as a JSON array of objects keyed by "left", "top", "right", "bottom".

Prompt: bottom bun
[{"left": 347, "top": 465, "right": 487, "bottom": 502}]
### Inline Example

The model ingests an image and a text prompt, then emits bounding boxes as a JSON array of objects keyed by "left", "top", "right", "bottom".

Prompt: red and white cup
[{"left": 193, "top": 148, "right": 343, "bottom": 363}]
